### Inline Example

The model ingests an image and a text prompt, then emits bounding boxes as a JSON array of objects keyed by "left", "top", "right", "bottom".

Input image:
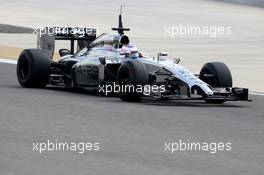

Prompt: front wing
[{"left": 143, "top": 87, "right": 251, "bottom": 102}]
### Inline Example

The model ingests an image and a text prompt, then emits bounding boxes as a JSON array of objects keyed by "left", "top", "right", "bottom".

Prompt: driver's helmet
[{"left": 119, "top": 44, "right": 139, "bottom": 59}]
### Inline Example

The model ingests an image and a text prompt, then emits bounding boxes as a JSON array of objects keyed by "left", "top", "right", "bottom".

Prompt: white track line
[
  {"left": 0, "top": 58, "right": 17, "bottom": 64},
  {"left": 249, "top": 91, "right": 264, "bottom": 96},
  {"left": 0, "top": 58, "right": 264, "bottom": 96}
]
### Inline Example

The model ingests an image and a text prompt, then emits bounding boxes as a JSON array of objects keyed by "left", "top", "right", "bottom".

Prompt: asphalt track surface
[{"left": 0, "top": 63, "right": 264, "bottom": 175}]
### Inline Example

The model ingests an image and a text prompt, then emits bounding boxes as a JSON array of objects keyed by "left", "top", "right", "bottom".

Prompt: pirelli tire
[
  {"left": 17, "top": 49, "right": 51, "bottom": 88},
  {"left": 200, "top": 62, "right": 233, "bottom": 104},
  {"left": 116, "top": 60, "right": 149, "bottom": 102}
]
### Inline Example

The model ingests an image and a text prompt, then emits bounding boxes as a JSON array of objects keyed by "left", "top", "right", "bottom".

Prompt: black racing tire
[
  {"left": 116, "top": 60, "right": 149, "bottom": 102},
  {"left": 200, "top": 62, "right": 232, "bottom": 87},
  {"left": 17, "top": 49, "right": 51, "bottom": 88},
  {"left": 200, "top": 62, "right": 233, "bottom": 104}
]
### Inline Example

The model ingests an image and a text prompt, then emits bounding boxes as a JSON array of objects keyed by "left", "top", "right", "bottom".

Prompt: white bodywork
[
  {"left": 141, "top": 57, "right": 214, "bottom": 96},
  {"left": 58, "top": 47, "right": 214, "bottom": 96}
]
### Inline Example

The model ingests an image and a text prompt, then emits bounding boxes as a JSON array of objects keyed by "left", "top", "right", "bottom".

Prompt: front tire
[
  {"left": 116, "top": 60, "right": 149, "bottom": 102},
  {"left": 17, "top": 49, "right": 51, "bottom": 88},
  {"left": 200, "top": 62, "right": 233, "bottom": 104}
]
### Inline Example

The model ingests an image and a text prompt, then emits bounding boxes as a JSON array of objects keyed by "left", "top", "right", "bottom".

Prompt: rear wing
[{"left": 37, "top": 27, "right": 97, "bottom": 57}]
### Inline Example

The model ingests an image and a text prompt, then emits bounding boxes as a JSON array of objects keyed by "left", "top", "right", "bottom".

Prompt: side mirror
[
  {"left": 59, "top": 49, "right": 71, "bottom": 57},
  {"left": 157, "top": 52, "right": 168, "bottom": 62},
  {"left": 99, "top": 57, "right": 106, "bottom": 65}
]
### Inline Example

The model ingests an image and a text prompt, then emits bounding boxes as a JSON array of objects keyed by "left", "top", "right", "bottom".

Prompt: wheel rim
[
  {"left": 20, "top": 59, "right": 29, "bottom": 79},
  {"left": 201, "top": 70, "right": 217, "bottom": 87},
  {"left": 18, "top": 53, "right": 31, "bottom": 82}
]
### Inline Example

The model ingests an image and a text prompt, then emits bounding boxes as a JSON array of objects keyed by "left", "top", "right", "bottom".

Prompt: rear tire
[
  {"left": 116, "top": 60, "right": 149, "bottom": 102},
  {"left": 17, "top": 49, "right": 51, "bottom": 88},
  {"left": 200, "top": 62, "right": 233, "bottom": 104}
]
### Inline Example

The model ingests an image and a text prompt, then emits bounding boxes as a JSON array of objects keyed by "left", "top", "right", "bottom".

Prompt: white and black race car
[{"left": 16, "top": 13, "right": 250, "bottom": 104}]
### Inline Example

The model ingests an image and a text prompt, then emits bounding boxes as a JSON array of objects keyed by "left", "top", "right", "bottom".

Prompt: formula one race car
[{"left": 16, "top": 12, "right": 250, "bottom": 104}]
